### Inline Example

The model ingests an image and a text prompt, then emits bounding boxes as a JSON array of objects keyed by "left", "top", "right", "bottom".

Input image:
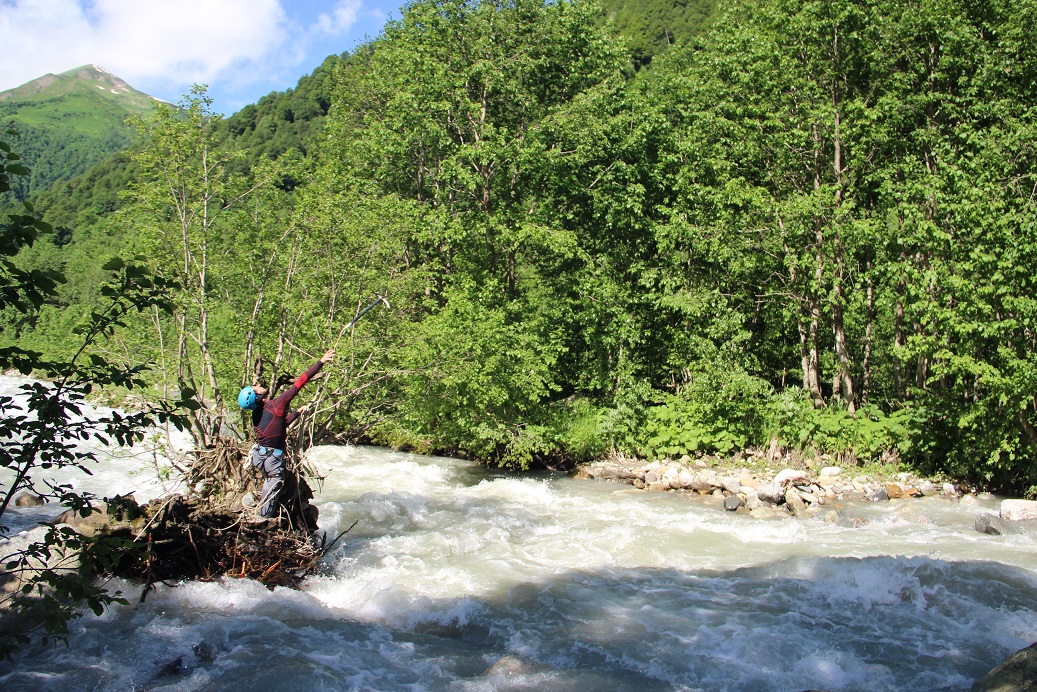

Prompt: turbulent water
[{"left": 2, "top": 378, "right": 1037, "bottom": 691}]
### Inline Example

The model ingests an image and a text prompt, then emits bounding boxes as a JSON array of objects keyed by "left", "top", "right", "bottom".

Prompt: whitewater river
[{"left": 2, "top": 379, "right": 1037, "bottom": 690}]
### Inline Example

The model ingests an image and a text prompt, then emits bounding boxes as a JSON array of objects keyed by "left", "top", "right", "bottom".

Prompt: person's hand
[{"left": 320, "top": 349, "right": 335, "bottom": 364}]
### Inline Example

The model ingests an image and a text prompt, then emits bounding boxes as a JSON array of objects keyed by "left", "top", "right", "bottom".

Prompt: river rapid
[{"left": 2, "top": 380, "right": 1037, "bottom": 691}]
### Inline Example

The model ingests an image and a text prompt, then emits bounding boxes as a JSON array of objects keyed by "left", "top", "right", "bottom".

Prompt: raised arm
[{"left": 275, "top": 350, "right": 336, "bottom": 417}]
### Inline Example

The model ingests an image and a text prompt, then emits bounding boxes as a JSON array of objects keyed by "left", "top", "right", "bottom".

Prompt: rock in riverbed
[
  {"left": 574, "top": 452, "right": 962, "bottom": 520},
  {"left": 1000, "top": 499, "right": 1037, "bottom": 522},
  {"left": 971, "top": 640, "right": 1037, "bottom": 691}
]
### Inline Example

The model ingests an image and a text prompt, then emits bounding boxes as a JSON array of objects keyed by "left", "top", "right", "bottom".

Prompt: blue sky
[{"left": 0, "top": 0, "right": 407, "bottom": 114}]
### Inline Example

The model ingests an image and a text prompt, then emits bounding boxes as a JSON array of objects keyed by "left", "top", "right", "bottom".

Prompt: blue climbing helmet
[{"left": 238, "top": 386, "right": 259, "bottom": 410}]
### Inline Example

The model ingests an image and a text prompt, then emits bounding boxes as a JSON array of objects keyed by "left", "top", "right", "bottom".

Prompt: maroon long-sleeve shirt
[{"left": 251, "top": 359, "right": 324, "bottom": 449}]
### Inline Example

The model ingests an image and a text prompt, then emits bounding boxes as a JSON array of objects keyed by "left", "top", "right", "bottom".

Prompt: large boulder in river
[
  {"left": 1000, "top": 499, "right": 1037, "bottom": 522},
  {"left": 867, "top": 486, "right": 890, "bottom": 502},
  {"left": 975, "top": 512, "right": 1008, "bottom": 536},
  {"left": 971, "top": 641, "right": 1037, "bottom": 691},
  {"left": 14, "top": 492, "right": 46, "bottom": 507}
]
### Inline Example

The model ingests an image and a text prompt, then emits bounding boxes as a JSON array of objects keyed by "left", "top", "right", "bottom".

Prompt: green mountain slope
[
  {"left": 0, "top": 64, "right": 160, "bottom": 201},
  {"left": 599, "top": 0, "right": 720, "bottom": 67},
  {"left": 27, "top": 52, "right": 345, "bottom": 241}
]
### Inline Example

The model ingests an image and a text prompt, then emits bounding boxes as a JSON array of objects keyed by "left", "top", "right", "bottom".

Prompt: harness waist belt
[{"left": 259, "top": 446, "right": 284, "bottom": 457}]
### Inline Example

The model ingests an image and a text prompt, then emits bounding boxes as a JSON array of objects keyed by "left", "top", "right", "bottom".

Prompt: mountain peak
[
  {"left": 58, "top": 64, "right": 153, "bottom": 99},
  {"left": 0, "top": 65, "right": 159, "bottom": 110}
]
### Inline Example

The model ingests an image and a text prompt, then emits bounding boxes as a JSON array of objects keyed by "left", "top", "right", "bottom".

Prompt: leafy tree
[
  {"left": 316, "top": 0, "right": 633, "bottom": 463},
  {"left": 642, "top": 0, "right": 1037, "bottom": 490},
  {"left": 123, "top": 86, "right": 285, "bottom": 446},
  {"left": 0, "top": 129, "right": 193, "bottom": 657}
]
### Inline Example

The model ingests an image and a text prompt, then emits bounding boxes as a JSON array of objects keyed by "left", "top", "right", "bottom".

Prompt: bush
[
  {"left": 765, "top": 389, "right": 916, "bottom": 463},
  {"left": 641, "top": 366, "right": 772, "bottom": 458}
]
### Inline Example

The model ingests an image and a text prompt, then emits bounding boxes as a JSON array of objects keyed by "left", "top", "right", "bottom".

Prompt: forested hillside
[
  {"left": 7, "top": 0, "right": 1037, "bottom": 495},
  {"left": 599, "top": 0, "right": 719, "bottom": 67},
  {"left": 0, "top": 65, "right": 158, "bottom": 202}
]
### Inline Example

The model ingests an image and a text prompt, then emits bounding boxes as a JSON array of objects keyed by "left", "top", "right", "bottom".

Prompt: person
[{"left": 237, "top": 349, "right": 335, "bottom": 518}]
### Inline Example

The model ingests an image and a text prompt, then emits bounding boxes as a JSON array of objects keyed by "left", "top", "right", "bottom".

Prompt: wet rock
[
  {"left": 885, "top": 482, "right": 904, "bottom": 499},
  {"left": 975, "top": 512, "right": 1007, "bottom": 536},
  {"left": 724, "top": 494, "right": 744, "bottom": 511},
  {"left": 52, "top": 507, "right": 109, "bottom": 536},
  {"left": 867, "top": 487, "right": 889, "bottom": 502},
  {"left": 14, "top": 492, "right": 46, "bottom": 507},
  {"left": 959, "top": 494, "right": 979, "bottom": 508},
  {"left": 646, "top": 481, "right": 667, "bottom": 492},
  {"left": 749, "top": 505, "right": 788, "bottom": 520},
  {"left": 757, "top": 483, "right": 785, "bottom": 505},
  {"left": 1001, "top": 499, "right": 1037, "bottom": 522},
  {"left": 303, "top": 504, "right": 319, "bottom": 527},
  {"left": 823, "top": 510, "right": 839, "bottom": 523},
  {"left": 971, "top": 640, "right": 1037, "bottom": 691},
  {"left": 193, "top": 641, "right": 217, "bottom": 664},
  {"left": 785, "top": 487, "right": 807, "bottom": 516},
  {"left": 918, "top": 480, "right": 937, "bottom": 496},
  {"left": 156, "top": 655, "right": 186, "bottom": 678},
  {"left": 632, "top": 478, "right": 645, "bottom": 489}
]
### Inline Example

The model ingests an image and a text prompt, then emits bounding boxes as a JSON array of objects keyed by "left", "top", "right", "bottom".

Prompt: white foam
[{"left": 4, "top": 441, "right": 1037, "bottom": 690}]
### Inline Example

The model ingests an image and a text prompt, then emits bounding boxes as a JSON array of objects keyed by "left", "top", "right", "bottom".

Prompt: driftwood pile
[
  {"left": 114, "top": 495, "right": 327, "bottom": 591},
  {"left": 63, "top": 437, "right": 340, "bottom": 593}
]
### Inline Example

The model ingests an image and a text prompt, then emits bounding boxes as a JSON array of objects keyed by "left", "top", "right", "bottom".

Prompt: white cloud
[
  {"left": 0, "top": 0, "right": 289, "bottom": 92},
  {"left": 313, "top": 0, "right": 361, "bottom": 36}
]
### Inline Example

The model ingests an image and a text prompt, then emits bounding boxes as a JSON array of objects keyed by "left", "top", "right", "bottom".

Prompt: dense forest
[{"left": 6, "top": 0, "right": 1037, "bottom": 495}]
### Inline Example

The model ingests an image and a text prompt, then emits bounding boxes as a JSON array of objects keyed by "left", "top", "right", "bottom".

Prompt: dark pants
[{"left": 251, "top": 445, "right": 288, "bottom": 518}]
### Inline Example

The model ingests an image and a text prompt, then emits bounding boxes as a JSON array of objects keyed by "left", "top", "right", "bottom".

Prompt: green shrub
[
  {"left": 765, "top": 389, "right": 916, "bottom": 462},
  {"left": 552, "top": 398, "right": 609, "bottom": 461},
  {"left": 641, "top": 366, "right": 772, "bottom": 458}
]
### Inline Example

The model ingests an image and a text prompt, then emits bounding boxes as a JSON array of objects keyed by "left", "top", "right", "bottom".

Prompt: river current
[{"left": 1, "top": 378, "right": 1036, "bottom": 691}]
